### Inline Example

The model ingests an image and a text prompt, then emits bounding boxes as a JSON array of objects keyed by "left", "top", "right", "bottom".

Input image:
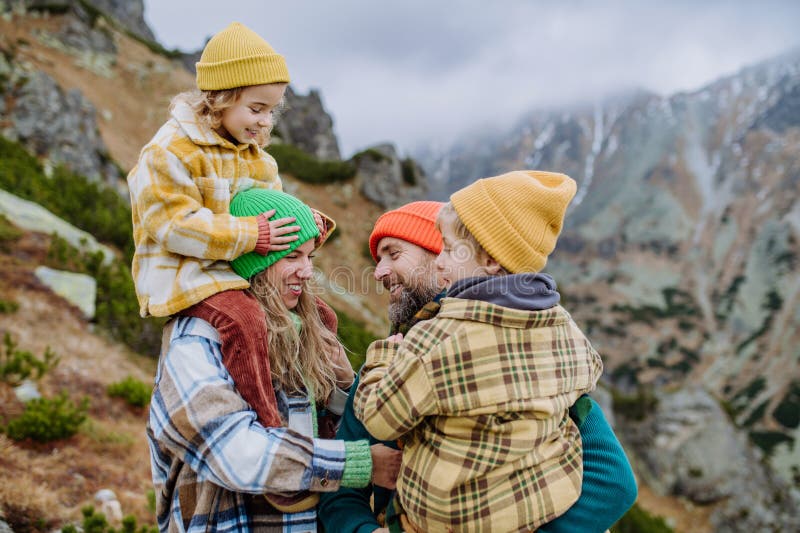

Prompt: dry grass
[{"left": 0, "top": 263, "right": 155, "bottom": 530}]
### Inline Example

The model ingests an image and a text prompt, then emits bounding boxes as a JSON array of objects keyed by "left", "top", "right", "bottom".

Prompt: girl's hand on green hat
[{"left": 267, "top": 211, "right": 300, "bottom": 251}]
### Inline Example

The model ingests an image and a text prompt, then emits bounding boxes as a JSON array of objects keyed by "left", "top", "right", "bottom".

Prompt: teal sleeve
[
  {"left": 319, "top": 373, "right": 399, "bottom": 533},
  {"left": 539, "top": 395, "right": 638, "bottom": 533}
]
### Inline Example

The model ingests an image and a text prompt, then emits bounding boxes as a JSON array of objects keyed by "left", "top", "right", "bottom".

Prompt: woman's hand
[
  {"left": 370, "top": 443, "right": 401, "bottom": 489},
  {"left": 329, "top": 342, "right": 355, "bottom": 389}
]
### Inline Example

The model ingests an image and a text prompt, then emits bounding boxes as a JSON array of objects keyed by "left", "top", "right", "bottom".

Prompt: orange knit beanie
[
  {"left": 450, "top": 170, "right": 577, "bottom": 273},
  {"left": 369, "top": 201, "right": 444, "bottom": 261}
]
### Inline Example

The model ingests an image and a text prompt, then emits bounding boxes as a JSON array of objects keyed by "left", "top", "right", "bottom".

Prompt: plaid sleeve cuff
[
  {"left": 364, "top": 339, "right": 397, "bottom": 366},
  {"left": 341, "top": 439, "right": 372, "bottom": 488}
]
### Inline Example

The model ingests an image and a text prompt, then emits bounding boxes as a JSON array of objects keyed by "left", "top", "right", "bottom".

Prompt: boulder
[
  {"left": 620, "top": 386, "right": 800, "bottom": 531},
  {"left": 354, "top": 143, "right": 428, "bottom": 209},
  {"left": 34, "top": 266, "right": 97, "bottom": 319},
  {"left": 4, "top": 69, "right": 119, "bottom": 184},
  {"left": 0, "top": 189, "right": 115, "bottom": 263},
  {"left": 277, "top": 86, "right": 342, "bottom": 161}
]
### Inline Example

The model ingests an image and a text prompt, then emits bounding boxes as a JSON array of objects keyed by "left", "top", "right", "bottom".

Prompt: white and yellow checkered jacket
[{"left": 127, "top": 100, "right": 282, "bottom": 317}]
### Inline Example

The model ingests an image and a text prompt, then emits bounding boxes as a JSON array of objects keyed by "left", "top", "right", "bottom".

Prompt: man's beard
[{"left": 388, "top": 281, "right": 439, "bottom": 328}]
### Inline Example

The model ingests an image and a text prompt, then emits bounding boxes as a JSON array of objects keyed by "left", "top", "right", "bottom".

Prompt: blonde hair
[
  {"left": 170, "top": 89, "right": 284, "bottom": 147},
  {"left": 436, "top": 202, "right": 508, "bottom": 275},
  {"left": 248, "top": 272, "right": 339, "bottom": 403}
]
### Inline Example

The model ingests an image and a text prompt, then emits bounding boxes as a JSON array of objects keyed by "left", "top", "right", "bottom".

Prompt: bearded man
[{"left": 319, "top": 201, "right": 636, "bottom": 533}]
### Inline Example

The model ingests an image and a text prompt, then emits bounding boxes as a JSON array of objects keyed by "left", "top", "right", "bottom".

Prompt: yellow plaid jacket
[
  {"left": 127, "top": 100, "right": 282, "bottom": 317},
  {"left": 354, "top": 298, "right": 603, "bottom": 533}
]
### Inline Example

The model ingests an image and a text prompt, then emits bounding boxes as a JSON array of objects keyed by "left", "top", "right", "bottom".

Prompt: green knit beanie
[{"left": 230, "top": 189, "right": 319, "bottom": 279}]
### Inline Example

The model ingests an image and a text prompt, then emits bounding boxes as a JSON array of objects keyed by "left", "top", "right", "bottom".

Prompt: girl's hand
[
  {"left": 266, "top": 210, "right": 299, "bottom": 251},
  {"left": 254, "top": 210, "right": 299, "bottom": 254},
  {"left": 269, "top": 212, "right": 300, "bottom": 251}
]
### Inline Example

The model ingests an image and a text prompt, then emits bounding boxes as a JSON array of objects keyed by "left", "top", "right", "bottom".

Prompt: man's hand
[{"left": 370, "top": 443, "right": 401, "bottom": 489}]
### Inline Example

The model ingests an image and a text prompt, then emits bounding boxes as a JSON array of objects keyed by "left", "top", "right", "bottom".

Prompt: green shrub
[
  {"left": 62, "top": 505, "right": 158, "bottom": 533},
  {"left": 0, "top": 212, "right": 23, "bottom": 250},
  {"left": 400, "top": 158, "right": 417, "bottom": 185},
  {"left": 267, "top": 144, "right": 356, "bottom": 184},
  {"left": 749, "top": 430, "right": 793, "bottom": 457},
  {"left": 107, "top": 376, "right": 151, "bottom": 408},
  {"left": 611, "top": 387, "right": 658, "bottom": 421},
  {"left": 0, "top": 136, "right": 133, "bottom": 259},
  {"left": 0, "top": 297, "right": 19, "bottom": 313},
  {"left": 352, "top": 148, "right": 391, "bottom": 164},
  {"left": 772, "top": 381, "right": 800, "bottom": 429},
  {"left": 335, "top": 309, "right": 379, "bottom": 371},
  {"left": 611, "top": 503, "right": 673, "bottom": 533},
  {"left": 0, "top": 332, "right": 59, "bottom": 386},
  {"left": 5, "top": 392, "right": 88, "bottom": 442}
]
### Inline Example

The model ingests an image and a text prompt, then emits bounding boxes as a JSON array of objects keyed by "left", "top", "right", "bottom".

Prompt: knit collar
[
  {"left": 171, "top": 99, "right": 248, "bottom": 150},
  {"left": 447, "top": 272, "right": 560, "bottom": 312}
]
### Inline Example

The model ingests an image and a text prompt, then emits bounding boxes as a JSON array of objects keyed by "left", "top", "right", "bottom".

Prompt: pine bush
[
  {"left": 0, "top": 332, "right": 59, "bottom": 386},
  {"left": 5, "top": 392, "right": 88, "bottom": 442},
  {"left": 107, "top": 376, "right": 151, "bottom": 408}
]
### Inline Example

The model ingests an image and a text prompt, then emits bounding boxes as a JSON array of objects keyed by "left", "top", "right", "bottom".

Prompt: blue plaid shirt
[{"left": 147, "top": 316, "right": 366, "bottom": 532}]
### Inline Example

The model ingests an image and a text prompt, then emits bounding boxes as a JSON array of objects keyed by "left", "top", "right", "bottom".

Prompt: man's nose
[{"left": 374, "top": 262, "right": 390, "bottom": 281}]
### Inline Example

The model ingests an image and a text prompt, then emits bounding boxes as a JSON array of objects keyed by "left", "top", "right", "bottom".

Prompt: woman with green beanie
[{"left": 146, "top": 188, "right": 401, "bottom": 532}]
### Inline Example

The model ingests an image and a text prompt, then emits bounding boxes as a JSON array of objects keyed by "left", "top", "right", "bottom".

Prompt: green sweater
[{"left": 319, "top": 388, "right": 637, "bottom": 532}]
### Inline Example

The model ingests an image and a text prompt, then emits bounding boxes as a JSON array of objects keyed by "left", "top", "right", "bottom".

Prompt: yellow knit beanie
[
  {"left": 196, "top": 22, "right": 290, "bottom": 90},
  {"left": 450, "top": 170, "right": 577, "bottom": 273}
]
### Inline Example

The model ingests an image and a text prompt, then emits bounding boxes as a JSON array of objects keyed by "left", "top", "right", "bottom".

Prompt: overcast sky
[{"left": 143, "top": 0, "right": 800, "bottom": 158}]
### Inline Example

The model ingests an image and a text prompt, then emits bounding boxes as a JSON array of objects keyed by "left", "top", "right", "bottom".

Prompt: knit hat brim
[
  {"left": 369, "top": 201, "right": 444, "bottom": 261},
  {"left": 196, "top": 54, "right": 290, "bottom": 90}
]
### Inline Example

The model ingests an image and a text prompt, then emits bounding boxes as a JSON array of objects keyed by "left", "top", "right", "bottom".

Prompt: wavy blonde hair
[
  {"left": 171, "top": 88, "right": 284, "bottom": 147},
  {"left": 437, "top": 202, "right": 509, "bottom": 276},
  {"left": 248, "top": 271, "right": 340, "bottom": 402}
]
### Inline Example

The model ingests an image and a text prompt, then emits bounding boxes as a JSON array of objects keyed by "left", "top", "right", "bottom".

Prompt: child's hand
[
  {"left": 370, "top": 443, "right": 401, "bottom": 489},
  {"left": 267, "top": 211, "right": 300, "bottom": 250},
  {"left": 386, "top": 333, "right": 403, "bottom": 343},
  {"left": 254, "top": 210, "right": 299, "bottom": 254}
]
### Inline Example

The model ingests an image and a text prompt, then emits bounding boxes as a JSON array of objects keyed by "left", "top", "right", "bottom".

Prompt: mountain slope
[{"left": 417, "top": 49, "right": 800, "bottom": 528}]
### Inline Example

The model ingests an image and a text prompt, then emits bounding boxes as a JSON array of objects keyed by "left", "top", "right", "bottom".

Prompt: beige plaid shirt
[
  {"left": 128, "top": 100, "right": 282, "bottom": 317},
  {"left": 355, "top": 298, "right": 603, "bottom": 532}
]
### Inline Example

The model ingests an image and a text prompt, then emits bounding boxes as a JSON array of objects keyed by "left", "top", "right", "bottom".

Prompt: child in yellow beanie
[
  {"left": 354, "top": 170, "right": 605, "bottom": 532},
  {"left": 127, "top": 22, "right": 334, "bottom": 430}
]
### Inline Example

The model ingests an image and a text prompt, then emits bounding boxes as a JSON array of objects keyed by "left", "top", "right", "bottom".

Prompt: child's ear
[{"left": 484, "top": 256, "right": 503, "bottom": 276}]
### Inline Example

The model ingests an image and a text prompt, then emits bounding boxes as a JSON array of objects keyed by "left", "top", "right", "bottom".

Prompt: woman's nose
[{"left": 297, "top": 260, "right": 313, "bottom": 279}]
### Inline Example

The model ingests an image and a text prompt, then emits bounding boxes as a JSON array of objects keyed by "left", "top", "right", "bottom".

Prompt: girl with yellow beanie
[{"left": 128, "top": 23, "right": 332, "bottom": 447}]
